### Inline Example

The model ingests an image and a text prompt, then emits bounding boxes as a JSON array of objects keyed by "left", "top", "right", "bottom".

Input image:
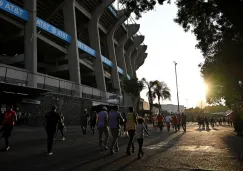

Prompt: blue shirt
[
  {"left": 109, "top": 111, "right": 122, "bottom": 129},
  {"left": 97, "top": 111, "right": 108, "bottom": 128}
]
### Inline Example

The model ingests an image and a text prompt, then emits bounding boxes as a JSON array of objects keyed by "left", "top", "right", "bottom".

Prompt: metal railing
[{"left": 0, "top": 65, "right": 123, "bottom": 106}]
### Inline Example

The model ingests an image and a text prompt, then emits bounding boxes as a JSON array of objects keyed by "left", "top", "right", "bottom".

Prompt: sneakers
[
  {"left": 101, "top": 146, "right": 109, "bottom": 150},
  {"left": 110, "top": 150, "right": 115, "bottom": 155},
  {"left": 61, "top": 137, "right": 65, "bottom": 141},
  {"left": 47, "top": 152, "right": 53, "bottom": 156},
  {"left": 2, "top": 146, "right": 10, "bottom": 152},
  {"left": 137, "top": 155, "right": 142, "bottom": 159},
  {"left": 103, "top": 146, "right": 109, "bottom": 150}
]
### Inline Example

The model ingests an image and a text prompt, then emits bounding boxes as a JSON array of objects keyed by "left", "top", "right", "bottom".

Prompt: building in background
[
  {"left": 161, "top": 104, "right": 185, "bottom": 113},
  {"left": 0, "top": 0, "right": 148, "bottom": 124}
]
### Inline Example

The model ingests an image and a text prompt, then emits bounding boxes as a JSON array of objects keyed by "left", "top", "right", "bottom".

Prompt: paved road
[{"left": 0, "top": 124, "right": 243, "bottom": 171}]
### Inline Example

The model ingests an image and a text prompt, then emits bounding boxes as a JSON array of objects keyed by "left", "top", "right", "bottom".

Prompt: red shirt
[
  {"left": 157, "top": 115, "right": 163, "bottom": 123},
  {"left": 3, "top": 109, "right": 17, "bottom": 125},
  {"left": 172, "top": 115, "right": 178, "bottom": 124}
]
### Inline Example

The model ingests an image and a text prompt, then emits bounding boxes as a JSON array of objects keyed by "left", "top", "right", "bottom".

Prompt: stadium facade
[{"left": 0, "top": 0, "right": 148, "bottom": 124}]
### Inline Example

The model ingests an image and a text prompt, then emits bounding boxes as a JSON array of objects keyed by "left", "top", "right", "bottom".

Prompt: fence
[{"left": 0, "top": 65, "right": 123, "bottom": 106}]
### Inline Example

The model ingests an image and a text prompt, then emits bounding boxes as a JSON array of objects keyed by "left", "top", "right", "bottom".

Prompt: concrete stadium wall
[{"left": 19, "top": 93, "right": 92, "bottom": 126}]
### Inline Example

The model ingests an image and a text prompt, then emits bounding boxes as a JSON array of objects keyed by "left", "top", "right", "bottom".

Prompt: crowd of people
[
  {"left": 151, "top": 113, "right": 187, "bottom": 132},
  {"left": 197, "top": 116, "right": 233, "bottom": 130},
  {"left": 0, "top": 104, "right": 152, "bottom": 159}
]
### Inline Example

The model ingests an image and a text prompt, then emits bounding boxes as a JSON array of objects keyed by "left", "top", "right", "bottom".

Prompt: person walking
[
  {"left": 135, "top": 117, "right": 150, "bottom": 159},
  {"left": 165, "top": 115, "right": 172, "bottom": 132},
  {"left": 109, "top": 106, "right": 124, "bottom": 154},
  {"left": 157, "top": 114, "right": 163, "bottom": 132},
  {"left": 44, "top": 105, "right": 60, "bottom": 156},
  {"left": 172, "top": 114, "right": 178, "bottom": 132},
  {"left": 55, "top": 112, "right": 65, "bottom": 140},
  {"left": 144, "top": 114, "right": 149, "bottom": 130},
  {"left": 97, "top": 106, "right": 109, "bottom": 150},
  {"left": 177, "top": 114, "right": 181, "bottom": 131},
  {"left": 181, "top": 113, "right": 187, "bottom": 132},
  {"left": 0, "top": 105, "right": 17, "bottom": 151},
  {"left": 81, "top": 109, "right": 89, "bottom": 135},
  {"left": 90, "top": 111, "right": 97, "bottom": 135},
  {"left": 125, "top": 107, "right": 137, "bottom": 155}
]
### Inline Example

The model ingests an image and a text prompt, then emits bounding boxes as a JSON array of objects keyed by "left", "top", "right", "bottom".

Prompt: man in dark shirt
[
  {"left": 181, "top": 113, "right": 187, "bottom": 132},
  {"left": 44, "top": 105, "right": 60, "bottom": 155},
  {"left": 82, "top": 109, "right": 89, "bottom": 135}
]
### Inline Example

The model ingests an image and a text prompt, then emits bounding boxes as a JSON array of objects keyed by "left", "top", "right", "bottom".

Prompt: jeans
[
  {"left": 110, "top": 128, "right": 119, "bottom": 151},
  {"left": 126, "top": 130, "right": 135, "bottom": 152},
  {"left": 137, "top": 138, "right": 144, "bottom": 156},
  {"left": 46, "top": 127, "right": 56, "bottom": 153},
  {"left": 98, "top": 126, "right": 109, "bottom": 147}
]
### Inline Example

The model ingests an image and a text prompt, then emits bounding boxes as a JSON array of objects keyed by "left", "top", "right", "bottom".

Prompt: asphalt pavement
[{"left": 0, "top": 123, "right": 243, "bottom": 171}]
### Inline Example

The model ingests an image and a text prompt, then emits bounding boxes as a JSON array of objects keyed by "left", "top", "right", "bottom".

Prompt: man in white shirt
[{"left": 165, "top": 115, "right": 172, "bottom": 123}]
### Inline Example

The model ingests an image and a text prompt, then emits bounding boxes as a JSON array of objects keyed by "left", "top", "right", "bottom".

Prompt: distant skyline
[{"left": 133, "top": 2, "right": 207, "bottom": 108}]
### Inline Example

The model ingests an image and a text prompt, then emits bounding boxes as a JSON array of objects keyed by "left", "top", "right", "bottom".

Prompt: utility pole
[{"left": 174, "top": 61, "right": 180, "bottom": 113}]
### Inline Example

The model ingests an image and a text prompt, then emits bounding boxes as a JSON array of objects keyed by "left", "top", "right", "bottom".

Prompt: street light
[{"left": 174, "top": 61, "right": 180, "bottom": 113}]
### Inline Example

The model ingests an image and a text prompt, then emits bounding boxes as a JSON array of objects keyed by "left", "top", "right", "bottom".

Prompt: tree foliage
[
  {"left": 122, "top": 76, "right": 145, "bottom": 109},
  {"left": 141, "top": 78, "right": 156, "bottom": 112},
  {"left": 120, "top": 0, "right": 243, "bottom": 109},
  {"left": 153, "top": 81, "right": 171, "bottom": 106}
]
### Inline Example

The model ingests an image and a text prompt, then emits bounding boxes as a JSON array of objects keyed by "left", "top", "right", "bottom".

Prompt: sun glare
[{"left": 187, "top": 80, "right": 207, "bottom": 107}]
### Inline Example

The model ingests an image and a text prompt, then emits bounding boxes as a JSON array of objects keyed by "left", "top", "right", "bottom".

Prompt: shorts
[{"left": 0, "top": 124, "right": 13, "bottom": 138}]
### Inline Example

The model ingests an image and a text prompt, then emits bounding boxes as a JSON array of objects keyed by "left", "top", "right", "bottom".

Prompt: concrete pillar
[
  {"left": 136, "top": 53, "right": 148, "bottom": 70},
  {"left": 131, "top": 50, "right": 138, "bottom": 76},
  {"left": 63, "top": 0, "right": 81, "bottom": 84},
  {"left": 133, "top": 45, "right": 147, "bottom": 71},
  {"left": 89, "top": 0, "right": 115, "bottom": 91},
  {"left": 63, "top": 0, "right": 81, "bottom": 97},
  {"left": 116, "top": 24, "right": 140, "bottom": 76},
  {"left": 125, "top": 36, "right": 145, "bottom": 76},
  {"left": 107, "top": 11, "right": 128, "bottom": 95},
  {"left": 24, "top": 0, "right": 37, "bottom": 87}
]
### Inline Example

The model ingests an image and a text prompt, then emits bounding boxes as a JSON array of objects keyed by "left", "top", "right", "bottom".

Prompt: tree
[
  {"left": 141, "top": 78, "right": 156, "bottom": 112},
  {"left": 120, "top": 0, "right": 243, "bottom": 39},
  {"left": 153, "top": 81, "right": 171, "bottom": 114},
  {"left": 122, "top": 76, "right": 145, "bottom": 111},
  {"left": 120, "top": 0, "right": 243, "bottom": 109}
]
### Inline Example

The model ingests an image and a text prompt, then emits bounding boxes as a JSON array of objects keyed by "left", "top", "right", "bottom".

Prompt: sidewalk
[{"left": 0, "top": 124, "right": 193, "bottom": 171}]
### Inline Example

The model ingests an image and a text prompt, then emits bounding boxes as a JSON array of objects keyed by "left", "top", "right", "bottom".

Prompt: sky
[{"left": 131, "top": 2, "right": 207, "bottom": 108}]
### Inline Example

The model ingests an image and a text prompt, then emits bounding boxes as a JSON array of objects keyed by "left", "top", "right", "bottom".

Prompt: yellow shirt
[{"left": 126, "top": 113, "right": 136, "bottom": 130}]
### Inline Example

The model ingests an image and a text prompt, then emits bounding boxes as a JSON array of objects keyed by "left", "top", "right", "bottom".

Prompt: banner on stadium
[{"left": 0, "top": 0, "right": 29, "bottom": 21}]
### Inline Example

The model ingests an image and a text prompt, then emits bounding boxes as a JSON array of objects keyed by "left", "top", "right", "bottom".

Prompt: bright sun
[{"left": 187, "top": 80, "right": 207, "bottom": 107}]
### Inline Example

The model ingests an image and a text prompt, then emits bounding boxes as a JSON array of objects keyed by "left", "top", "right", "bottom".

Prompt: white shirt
[
  {"left": 165, "top": 116, "right": 172, "bottom": 123},
  {"left": 135, "top": 124, "right": 147, "bottom": 139}
]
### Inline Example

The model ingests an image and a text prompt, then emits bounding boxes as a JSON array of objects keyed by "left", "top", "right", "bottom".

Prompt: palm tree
[
  {"left": 142, "top": 78, "right": 156, "bottom": 112},
  {"left": 122, "top": 76, "right": 145, "bottom": 111},
  {"left": 153, "top": 81, "right": 171, "bottom": 114}
]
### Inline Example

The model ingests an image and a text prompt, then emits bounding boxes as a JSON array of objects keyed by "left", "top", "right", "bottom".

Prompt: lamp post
[{"left": 174, "top": 61, "right": 180, "bottom": 113}]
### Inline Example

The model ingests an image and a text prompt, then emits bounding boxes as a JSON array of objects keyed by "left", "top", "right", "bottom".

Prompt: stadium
[{"left": 0, "top": 0, "right": 148, "bottom": 123}]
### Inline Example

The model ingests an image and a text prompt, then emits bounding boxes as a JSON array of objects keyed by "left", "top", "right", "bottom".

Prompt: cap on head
[{"left": 102, "top": 106, "right": 107, "bottom": 111}]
